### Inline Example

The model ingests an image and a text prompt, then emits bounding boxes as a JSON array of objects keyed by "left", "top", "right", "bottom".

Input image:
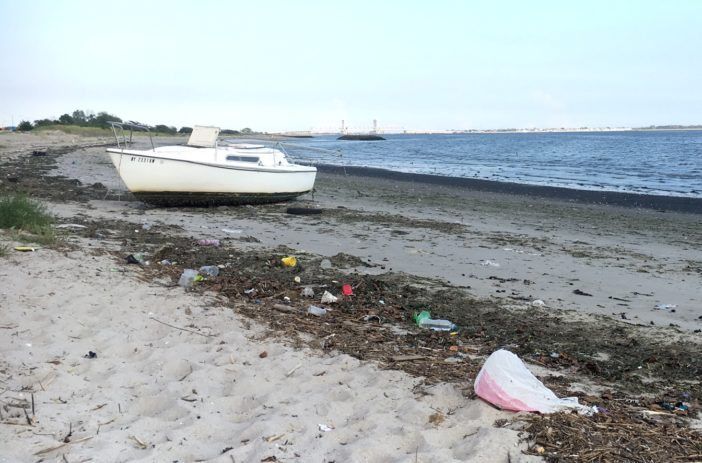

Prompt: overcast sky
[{"left": 1, "top": 0, "right": 700, "bottom": 132}]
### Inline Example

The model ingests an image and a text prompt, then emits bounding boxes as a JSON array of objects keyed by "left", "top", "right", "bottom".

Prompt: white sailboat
[{"left": 106, "top": 123, "right": 316, "bottom": 206}]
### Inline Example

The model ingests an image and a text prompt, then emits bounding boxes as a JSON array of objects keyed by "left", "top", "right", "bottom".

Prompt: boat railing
[
  {"left": 217, "top": 137, "right": 343, "bottom": 166},
  {"left": 108, "top": 121, "right": 155, "bottom": 151},
  {"left": 276, "top": 142, "right": 342, "bottom": 166}
]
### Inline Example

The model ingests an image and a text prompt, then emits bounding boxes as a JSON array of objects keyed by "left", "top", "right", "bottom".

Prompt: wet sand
[{"left": 318, "top": 164, "right": 702, "bottom": 213}]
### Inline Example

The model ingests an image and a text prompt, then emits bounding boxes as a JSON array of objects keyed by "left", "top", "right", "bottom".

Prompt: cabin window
[{"left": 226, "top": 155, "right": 259, "bottom": 163}]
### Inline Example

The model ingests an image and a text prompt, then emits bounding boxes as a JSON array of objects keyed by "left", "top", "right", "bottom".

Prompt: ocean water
[{"left": 283, "top": 131, "right": 702, "bottom": 198}]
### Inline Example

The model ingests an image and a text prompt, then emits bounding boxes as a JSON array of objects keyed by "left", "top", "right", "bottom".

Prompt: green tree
[
  {"left": 92, "top": 112, "right": 122, "bottom": 129},
  {"left": 33, "top": 119, "right": 56, "bottom": 127},
  {"left": 72, "top": 110, "right": 86, "bottom": 125},
  {"left": 178, "top": 126, "right": 193, "bottom": 134},
  {"left": 153, "top": 124, "right": 177, "bottom": 134},
  {"left": 58, "top": 113, "right": 74, "bottom": 125},
  {"left": 241, "top": 127, "right": 253, "bottom": 134},
  {"left": 17, "top": 120, "right": 33, "bottom": 131}
]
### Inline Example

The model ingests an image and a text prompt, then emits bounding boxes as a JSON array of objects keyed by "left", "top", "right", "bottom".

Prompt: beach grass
[
  {"left": 34, "top": 125, "right": 187, "bottom": 137},
  {"left": 0, "top": 243, "right": 8, "bottom": 257},
  {"left": 34, "top": 125, "right": 114, "bottom": 137},
  {"left": 0, "top": 194, "right": 56, "bottom": 244}
]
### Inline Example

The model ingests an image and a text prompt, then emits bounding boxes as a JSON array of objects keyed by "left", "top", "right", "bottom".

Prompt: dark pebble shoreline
[{"left": 317, "top": 164, "right": 702, "bottom": 214}]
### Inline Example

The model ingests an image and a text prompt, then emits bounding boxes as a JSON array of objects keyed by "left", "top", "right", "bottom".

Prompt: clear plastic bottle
[
  {"left": 414, "top": 310, "right": 457, "bottom": 331},
  {"left": 199, "top": 265, "right": 220, "bottom": 277},
  {"left": 178, "top": 269, "right": 199, "bottom": 288},
  {"left": 418, "top": 318, "right": 456, "bottom": 331},
  {"left": 307, "top": 305, "right": 327, "bottom": 316}
]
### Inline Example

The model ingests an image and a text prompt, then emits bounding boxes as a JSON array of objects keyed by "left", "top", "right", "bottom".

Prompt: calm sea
[{"left": 283, "top": 130, "right": 702, "bottom": 198}]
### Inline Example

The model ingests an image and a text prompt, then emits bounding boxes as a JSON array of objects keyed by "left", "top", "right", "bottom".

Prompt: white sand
[{"left": 0, "top": 248, "right": 538, "bottom": 462}]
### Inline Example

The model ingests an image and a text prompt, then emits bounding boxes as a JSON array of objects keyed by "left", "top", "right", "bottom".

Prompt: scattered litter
[
  {"left": 272, "top": 304, "right": 296, "bottom": 314},
  {"left": 126, "top": 253, "right": 145, "bottom": 265},
  {"left": 656, "top": 401, "right": 689, "bottom": 414},
  {"left": 197, "top": 239, "right": 220, "bottom": 247},
  {"left": 301, "top": 287, "right": 315, "bottom": 298},
  {"left": 55, "top": 223, "right": 87, "bottom": 229},
  {"left": 244, "top": 288, "right": 257, "bottom": 295},
  {"left": 178, "top": 269, "right": 200, "bottom": 288},
  {"left": 84, "top": 351, "right": 97, "bottom": 359},
  {"left": 413, "top": 310, "right": 457, "bottom": 331},
  {"left": 294, "top": 276, "right": 301, "bottom": 283},
  {"left": 159, "top": 259, "right": 172, "bottom": 266},
  {"left": 531, "top": 299, "right": 545, "bottom": 307},
  {"left": 222, "top": 228, "right": 242, "bottom": 234},
  {"left": 281, "top": 256, "right": 297, "bottom": 267},
  {"left": 283, "top": 296, "right": 291, "bottom": 303},
  {"left": 320, "top": 259, "right": 332, "bottom": 269},
  {"left": 141, "top": 223, "right": 152, "bottom": 231},
  {"left": 14, "top": 246, "right": 36, "bottom": 252},
  {"left": 259, "top": 351, "right": 268, "bottom": 358},
  {"left": 307, "top": 305, "right": 327, "bottom": 316},
  {"left": 378, "top": 300, "right": 385, "bottom": 305},
  {"left": 474, "top": 349, "right": 590, "bottom": 414},
  {"left": 318, "top": 424, "right": 334, "bottom": 432},
  {"left": 199, "top": 265, "right": 220, "bottom": 277},
  {"left": 481, "top": 260, "right": 500, "bottom": 267},
  {"left": 342, "top": 284, "right": 353, "bottom": 296},
  {"left": 573, "top": 289, "right": 593, "bottom": 297},
  {"left": 654, "top": 303, "right": 677, "bottom": 311},
  {"left": 321, "top": 291, "right": 338, "bottom": 304}
]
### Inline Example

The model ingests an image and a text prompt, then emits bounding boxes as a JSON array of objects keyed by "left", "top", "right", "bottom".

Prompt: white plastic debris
[
  {"left": 321, "top": 291, "right": 338, "bottom": 304},
  {"left": 531, "top": 299, "right": 545, "bottom": 307},
  {"left": 318, "top": 423, "right": 334, "bottom": 432},
  {"left": 474, "top": 349, "right": 590, "bottom": 414},
  {"left": 653, "top": 303, "right": 677, "bottom": 310},
  {"left": 481, "top": 260, "right": 500, "bottom": 267},
  {"left": 301, "top": 287, "right": 315, "bottom": 298}
]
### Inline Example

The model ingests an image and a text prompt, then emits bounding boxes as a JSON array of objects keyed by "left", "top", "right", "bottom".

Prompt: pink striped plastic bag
[{"left": 474, "top": 349, "right": 588, "bottom": 414}]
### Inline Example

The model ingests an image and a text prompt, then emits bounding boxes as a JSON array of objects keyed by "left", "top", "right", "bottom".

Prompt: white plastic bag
[
  {"left": 321, "top": 291, "right": 338, "bottom": 304},
  {"left": 474, "top": 349, "right": 588, "bottom": 414}
]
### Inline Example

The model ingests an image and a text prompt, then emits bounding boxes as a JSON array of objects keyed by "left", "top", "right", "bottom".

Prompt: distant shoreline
[
  {"left": 317, "top": 164, "right": 702, "bottom": 214},
  {"left": 290, "top": 127, "right": 702, "bottom": 136}
]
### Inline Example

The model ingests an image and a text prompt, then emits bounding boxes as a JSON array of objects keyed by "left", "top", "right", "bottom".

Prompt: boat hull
[
  {"left": 132, "top": 191, "right": 309, "bottom": 206},
  {"left": 108, "top": 150, "right": 316, "bottom": 206}
]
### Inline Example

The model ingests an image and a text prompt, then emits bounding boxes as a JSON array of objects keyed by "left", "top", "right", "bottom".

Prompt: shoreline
[{"left": 317, "top": 164, "right": 702, "bottom": 213}]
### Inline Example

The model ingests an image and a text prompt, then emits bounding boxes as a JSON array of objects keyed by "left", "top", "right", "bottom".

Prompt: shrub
[{"left": 17, "top": 121, "right": 33, "bottom": 131}]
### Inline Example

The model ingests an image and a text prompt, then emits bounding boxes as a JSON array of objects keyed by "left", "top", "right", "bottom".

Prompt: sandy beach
[{"left": 1, "top": 131, "right": 701, "bottom": 462}]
